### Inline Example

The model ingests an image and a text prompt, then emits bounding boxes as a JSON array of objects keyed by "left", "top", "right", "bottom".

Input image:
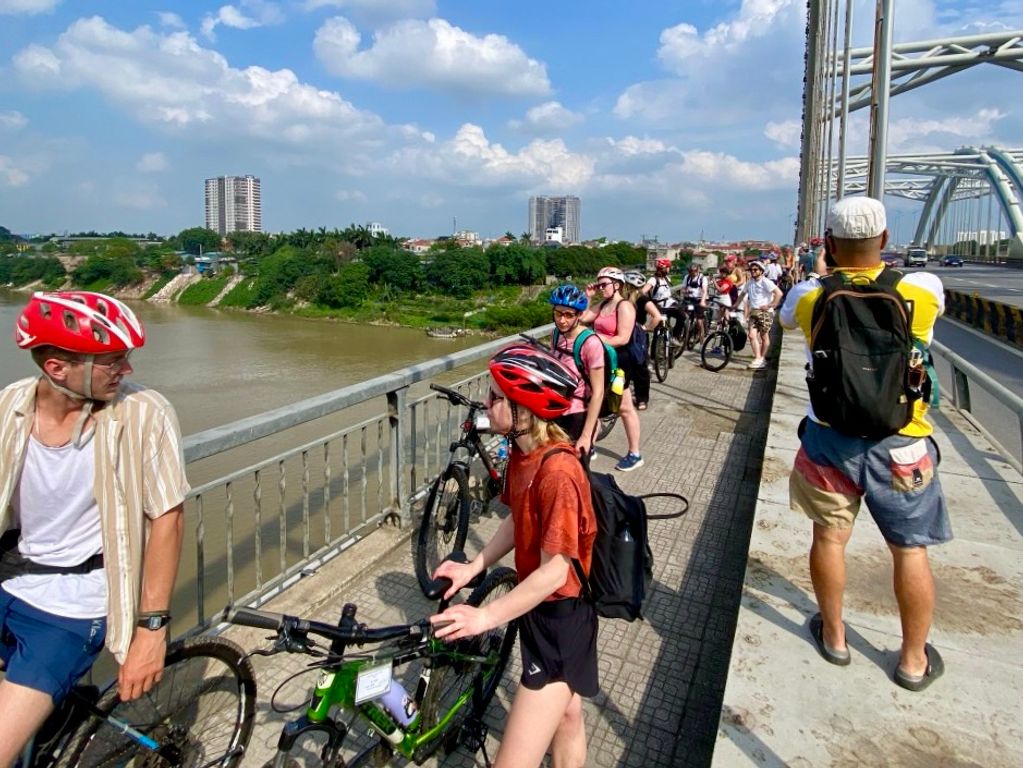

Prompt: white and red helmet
[
  {"left": 597, "top": 266, "right": 625, "bottom": 284},
  {"left": 489, "top": 344, "right": 578, "bottom": 420},
  {"left": 15, "top": 291, "right": 145, "bottom": 354}
]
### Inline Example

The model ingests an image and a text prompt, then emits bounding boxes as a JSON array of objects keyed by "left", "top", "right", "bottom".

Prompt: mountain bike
[
  {"left": 18, "top": 635, "right": 256, "bottom": 768},
  {"left": 649, "top": 320, "right": 671, "bottom": 383},
  {"left": 701, "top": 299, "right": 736, "bottom": 372},
  {"left": 227, "top": 559, "right": 518, "bottom": 768},
  {"left": 415, "top": 383, "right": 507, "bottom": 597}
]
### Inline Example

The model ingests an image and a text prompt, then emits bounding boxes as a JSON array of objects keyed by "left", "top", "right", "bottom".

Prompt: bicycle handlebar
[
  {"left": 226, "top": 606, "right": 430, "bottom": 646},
  {"left": 429, "top": 383, "right": 482, "bottom": 410}
]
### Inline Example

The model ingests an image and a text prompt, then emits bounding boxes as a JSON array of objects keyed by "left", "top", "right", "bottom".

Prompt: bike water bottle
[
  {"left": 496, "top": 437, "right": 510, "bottom": 461},
  {"left": 379, "top": 680, "right": 418, "bottom": 728},
  {"left": 607, "top": 367, "right": 625, "bottom": 412}
]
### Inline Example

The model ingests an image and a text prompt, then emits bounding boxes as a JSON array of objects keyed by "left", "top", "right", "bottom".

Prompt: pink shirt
[
  {"left": 593, "top": 300, "right": 620, "bottom": 338},
  {"left": 554, "top": 332, "right": 605, "bottom": 414}
]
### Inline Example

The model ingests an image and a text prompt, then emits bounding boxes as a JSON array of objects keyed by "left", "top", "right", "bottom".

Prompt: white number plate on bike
[{"left": 354, "top": 663, "right": 393, "bottom": 704}]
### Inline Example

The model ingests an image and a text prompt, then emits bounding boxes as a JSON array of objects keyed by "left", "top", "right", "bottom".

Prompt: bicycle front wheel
[
  {"left": 701, "top": 330, "right": 733, "bottom": 372},
  {"left": 595, "top": 412, "right": 619, "bottom": 442},
  {"left": 651, "top": 329, "right": 670, "bottom": 382},
  {"left": 59, "top": 636, "right": 256, "bottom": 768},
  {"left": 420, "top": 567, "right": 519, "bottom": 744},
  {"left": 415, "top": 463, "right": 471, "bottom": 595}
]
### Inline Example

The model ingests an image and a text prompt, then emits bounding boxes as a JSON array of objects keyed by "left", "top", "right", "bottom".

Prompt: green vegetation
[
  {"left": 0, "top": 254, "right": 66, "bottom": 288},
  {"left": 178, "top": 275, "right": 231, "bottom": 305},
  {"left": 142, "top": 274, "right": 175, "bottom": 300},
  {"left": 219, "top": 278, "right": 260, "bottom": 308}
]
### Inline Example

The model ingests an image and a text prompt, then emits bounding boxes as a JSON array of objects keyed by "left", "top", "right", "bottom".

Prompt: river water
[{"left": 0, "top": 289, "right": 488, "bottom": 629}]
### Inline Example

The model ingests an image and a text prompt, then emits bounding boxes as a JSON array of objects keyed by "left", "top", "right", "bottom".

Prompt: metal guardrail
[
  {"left": 176, "top": 325, "right": 553, "bottom": 633},
  {"left": 930, "top": 339, "right": 1023, "bottom": 473}
]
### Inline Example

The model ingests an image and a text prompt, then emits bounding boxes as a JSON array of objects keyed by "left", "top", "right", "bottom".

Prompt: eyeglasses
[
  {"left": 597, "top": 281, "right": 614, "bottom": 289},
  {"left": 76, "top": 352, "right": 133, "bottom": 375},
  {"left": 485, "top": 390, "right": 505, "bottom": 406},
  {"left": 553, "top": 309, "right": 579, "bottom": 320}
]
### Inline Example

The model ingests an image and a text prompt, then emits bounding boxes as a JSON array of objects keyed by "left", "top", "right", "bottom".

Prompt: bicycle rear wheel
[
  {"left": 595, "top": 413, "right": 618, "bottom": 442},
  {"left": 415, "top": 463, "right": 471, "bottom": 595},
  {"left": 420, "top": 567, "right": 518, "bottom": 749},
  {"left": 701, "top": 330, "right": 733, "bottom": 372},
  {"left": 651, "top": 329, "right": 669, "bottom": 383},
  {"left": 59, "top": 636, "right": 256, "bottom": 768}
]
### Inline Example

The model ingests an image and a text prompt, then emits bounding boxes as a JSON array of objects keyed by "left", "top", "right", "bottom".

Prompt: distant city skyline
[
  {"left": 0, "top": 2, "right": 1019, "bottom": 242},
  {"left": 529, "top": 196, "right": 581, "bottom": 244},
  {"left": 204, "top": 175, "right": 262, "bottom": 236}
]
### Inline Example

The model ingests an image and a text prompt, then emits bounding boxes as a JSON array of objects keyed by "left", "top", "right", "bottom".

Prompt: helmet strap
[
  {"left": 39, "top": 356, "right": 97, "bottom": 449},
  {"left": 505, "top": 402, "right": 529, "bottom": 441}
]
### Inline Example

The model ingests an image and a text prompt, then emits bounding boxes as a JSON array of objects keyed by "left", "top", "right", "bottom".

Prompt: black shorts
[{"left": 519, "top": 597, "right": 599, "bottom": 698}]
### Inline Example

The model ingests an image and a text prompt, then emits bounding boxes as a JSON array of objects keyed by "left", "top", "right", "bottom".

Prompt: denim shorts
[
  {"left": 0, "top": 586, "right": 106, "bottom": 703},
  {"left": 789, "top": 419, "right": 953, "bottom": 547}
]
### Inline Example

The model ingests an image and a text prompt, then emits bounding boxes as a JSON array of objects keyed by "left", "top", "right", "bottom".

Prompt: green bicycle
[{"left": 227, "top": 559, "right": 518, "bottom": 767}]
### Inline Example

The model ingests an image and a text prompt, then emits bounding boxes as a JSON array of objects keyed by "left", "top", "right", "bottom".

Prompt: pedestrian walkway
[
  {"left": 218, "top": 340, "right": 775, "bottom": 767},
  {"left": 714, "top": 331, "right": 1023, "bottom": 767}
]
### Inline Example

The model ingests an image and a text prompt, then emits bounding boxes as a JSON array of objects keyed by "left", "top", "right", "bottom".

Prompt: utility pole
[{"left": 867, "top": 0, "right": 894, "bottom": 199}]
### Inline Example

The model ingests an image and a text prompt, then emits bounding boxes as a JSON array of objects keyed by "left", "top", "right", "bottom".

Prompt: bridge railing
[
  {"left": 930, "top": 339, "right": 1023, "bottom": 473},
  {"left": 175, "top": 326, "right": 551, "bottom": 633}
]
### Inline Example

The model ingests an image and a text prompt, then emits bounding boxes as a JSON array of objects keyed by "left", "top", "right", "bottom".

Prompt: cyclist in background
[
  {"left": 584, "top": 267, "right": 644, "bottom": 471},
  {"left": 547, "top": 285, "right": 604, "bottom": 457},
  {"left": 681, "top": 263, "right": 709, "bottom": 345},
  {"left": 621, "top": 271, "right": 662, "bottom": 411},
  {"left": 431, "top": 345, "right": 598, "bottom": 768},
  {"left": 0, "top": 292, "right": 188, "bottom": 765},
  {"left": 642, "top": 259, "right": 686, "bottom": 348}
]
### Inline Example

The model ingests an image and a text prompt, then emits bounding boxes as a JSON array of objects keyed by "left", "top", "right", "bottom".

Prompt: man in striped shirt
[{"left": 0, "top": 292, "right": 188, "bottom": 763}]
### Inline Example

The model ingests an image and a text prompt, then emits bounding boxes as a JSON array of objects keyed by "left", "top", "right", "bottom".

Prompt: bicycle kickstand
[{"left": 461, "top": 716, "right": 492, "bottom": 768}]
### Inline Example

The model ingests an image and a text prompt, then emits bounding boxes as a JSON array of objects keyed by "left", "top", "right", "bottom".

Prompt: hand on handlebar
[
  {"left": 430, "top": 603, "right": 488, "bottom": 642},
  {"left": 431, "top": 558, "right": 481, "bottom": 600}
]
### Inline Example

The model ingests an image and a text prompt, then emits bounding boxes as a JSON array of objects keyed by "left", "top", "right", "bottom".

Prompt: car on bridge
[
  {"left": 942, "top": 255, "right": 964, "bottom": 267},
  {"left": 881, "top": 252, "right": 902, "bottom": 269}
]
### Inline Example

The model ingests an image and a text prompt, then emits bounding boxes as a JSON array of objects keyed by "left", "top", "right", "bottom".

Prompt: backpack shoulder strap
[
  {"left": 572, "top": 328, "right": 593, "bottom": 373},
  {"left": 875, "top": 266, "right": 903, "bottom": 289}
]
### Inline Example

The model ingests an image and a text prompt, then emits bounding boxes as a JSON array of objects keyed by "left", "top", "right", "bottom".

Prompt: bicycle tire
[
  {"left": 415, "top": 464, "right": 471, "bottom": 596},
  {"left": 701, "top": 330, "right": 732, "bottom": 372},
  {"left": 58, "top": 636, "right": 256, "bottom": 768},
  {"left": 595, "top": 413, "right": 618, "bottom": 442},
  {"left": 651, "top": 329, "right": 669, "bottom": 383},
  {"left": 419, "top": 567, "right": 518, "bottom": 747}
]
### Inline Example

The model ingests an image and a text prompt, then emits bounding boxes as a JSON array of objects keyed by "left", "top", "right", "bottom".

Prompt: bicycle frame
[{"left": 432, "top": 384, "right": 503, "bottom": 500}]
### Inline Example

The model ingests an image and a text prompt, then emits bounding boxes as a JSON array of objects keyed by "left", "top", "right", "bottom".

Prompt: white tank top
[{"left": 7, "top": 433, "right": 107, "bottom": 619}]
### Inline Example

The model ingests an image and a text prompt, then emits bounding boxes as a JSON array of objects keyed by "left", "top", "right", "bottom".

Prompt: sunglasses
[
  {"left": 597, "top": 281, "right": 614, "bottom": 289},
  {"left": 553, "top": 309, "right": 579, "bottom": 320},
  {"left": 485, "top": 390, "right": 506, "bottom": 406}
]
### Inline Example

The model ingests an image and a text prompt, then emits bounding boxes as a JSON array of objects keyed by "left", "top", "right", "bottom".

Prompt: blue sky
[{"left": 1, "top": 0, "right": 1020, "bottom": 243}]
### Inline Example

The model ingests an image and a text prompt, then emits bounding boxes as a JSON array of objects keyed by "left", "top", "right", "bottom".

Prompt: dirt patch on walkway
[
  {"left": 747, "top": 551, "right": 1023, "bottom": 636},
  {"left": 677, "top": 403, "right": 739, "bottom": 434}
]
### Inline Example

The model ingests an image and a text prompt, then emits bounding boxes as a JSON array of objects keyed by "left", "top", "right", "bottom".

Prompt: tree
[
  {"left": 226, "top": 231, "right": 271, "bottom": 259},
  {"left": 361, "top": 245, "right": 423, "bottom": 291},
  {"left": 317, "top": 262, "right": 371, "bottom": 308},
  {"left": 425, "top": 247, "right": 489, "bottom": 297},
  {"left": 175, "top": 227, "right": 221, "bottom": 255}
]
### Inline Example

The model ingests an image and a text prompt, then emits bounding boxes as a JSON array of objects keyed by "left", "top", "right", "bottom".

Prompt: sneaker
[
  {"left": 615, "top": 452, "right": 644, "bottom": 472},
  {"left": 748, "top": 358, "right": 766, "bottom": 370}
]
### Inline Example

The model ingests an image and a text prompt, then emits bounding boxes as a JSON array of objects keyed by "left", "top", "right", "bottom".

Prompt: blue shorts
[
  {"left": 789, "top": 419, "right": 953, "bottom": 547},
  {"left": 0, "top": 587, "right": 106, "bottom": 703}
]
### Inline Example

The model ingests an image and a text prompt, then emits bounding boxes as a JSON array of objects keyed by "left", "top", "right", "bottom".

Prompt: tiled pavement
[{"left": 219, "top": 340, "right": 777, "bottom": 767}]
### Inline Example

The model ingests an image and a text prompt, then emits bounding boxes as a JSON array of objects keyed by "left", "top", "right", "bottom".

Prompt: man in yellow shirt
[{"left": 779, "top": 196, "right": 950, "bottom": 692}]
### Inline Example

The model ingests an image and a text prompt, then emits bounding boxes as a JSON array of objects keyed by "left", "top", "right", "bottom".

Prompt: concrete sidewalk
[{"left": 714, "top": 329, "right": 1023, "bottom": 767}]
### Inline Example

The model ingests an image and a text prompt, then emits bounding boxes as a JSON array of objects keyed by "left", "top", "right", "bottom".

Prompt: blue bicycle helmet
[{"left": 548, "top": 284, "right": 588, "bottom": 312}]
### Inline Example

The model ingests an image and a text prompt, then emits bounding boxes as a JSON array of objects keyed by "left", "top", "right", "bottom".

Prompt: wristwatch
[{"left": 137, "top": 612, "right": 171, "bottom": 630}]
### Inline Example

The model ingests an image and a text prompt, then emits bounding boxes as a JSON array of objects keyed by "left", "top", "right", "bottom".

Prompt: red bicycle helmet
[
  {"left": 488, "top": 344, "right": 578, "bottom": 420},
  {"left": 15, "top": 291, "right": 145, "bottom": 354},
  {"left": 655, "top": 258, "right": 672, "bottom": 271}
]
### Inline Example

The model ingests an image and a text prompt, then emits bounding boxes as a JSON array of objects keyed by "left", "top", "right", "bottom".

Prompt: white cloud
[
  {"left": 764, "top": 119, "right": 801, "bottom": 150},
  {"left": 136, "top": 152, "right": 169, "bottom": 172},
  {"left": 0, "top": 111, "right": 29, "bottom": 131},
  {"left": 201, "top": 1, "right": 283, "bottom": 40},
  {"left": 509, "top": 101, "right": 584, "bottom": 134},
  {"left": 390, "top": 123, "right": 593, "bottom": 189},
  {"left": 678, "top": 151, "right": 799, "bottom": 190},
  {"left": 0, "top": 0, "right": 59, "bottom": 15},
  {"left": 12, "top": 16, "right": 399, "bottom": 162},
  {"left": 113, "top": 179, "right": 167, "bottom": 210},
  {"left": 156, "top": 12, "right": 186, "bottom": 29},
  {"left": 0, "top": 156, "right": 30, "bottom": 186},
  {"left": 303, "top": 0, "right": 435, "bottom": 27},
  {"left": 314, "top": 17, "right": 551, "bottom": 97},
  {"left": 335, "top": 188, "right": 367, "bottom": 202}
]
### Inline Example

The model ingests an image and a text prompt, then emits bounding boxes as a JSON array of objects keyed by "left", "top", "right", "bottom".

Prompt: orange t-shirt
[{"left": 502, "top": 442, "right": 597, "bottom": 600}]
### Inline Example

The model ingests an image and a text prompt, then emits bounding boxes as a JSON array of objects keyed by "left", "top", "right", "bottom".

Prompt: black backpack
[
  {"left": 538, "top": 449, "right": 687, "bottom": 621},
  {"left": 807, "top": 268, "right": 922, "bottom": 439}
]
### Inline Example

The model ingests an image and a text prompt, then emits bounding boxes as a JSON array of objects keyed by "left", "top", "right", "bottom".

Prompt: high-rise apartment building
[
  {"left": 528, "top": 195, "right": 580, "bottom": 244},
  {"left": 204, "top": 175, "right": 262, "bottom": 236}
]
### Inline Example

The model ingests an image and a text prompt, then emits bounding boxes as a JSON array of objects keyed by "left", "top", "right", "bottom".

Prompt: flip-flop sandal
[
  {"left": 809, "top": 612, "right": 851, "bottom": 666},
  {"left": 894, "top": 643, "right": 944, "bottom": 692},
  {"left": 637, "top": 403, "right": 648, "bottom": 411}
]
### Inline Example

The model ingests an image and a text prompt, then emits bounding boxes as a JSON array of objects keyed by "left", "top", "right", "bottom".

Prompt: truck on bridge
[{"left": 905, "top": 246, "right": 929, "bottom": 267}]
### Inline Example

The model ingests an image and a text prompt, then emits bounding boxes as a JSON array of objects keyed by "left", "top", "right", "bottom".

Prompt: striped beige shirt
[{"left": 0, "top": 377, "right": 189, "bottom": 663}]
